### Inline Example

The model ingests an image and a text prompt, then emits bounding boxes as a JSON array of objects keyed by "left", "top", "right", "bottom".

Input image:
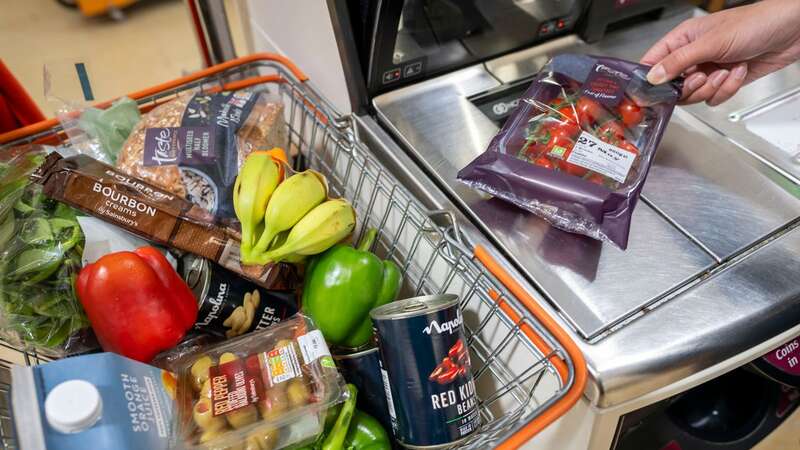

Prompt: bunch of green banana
[
  {"left": 253, "top": 170, "right": 328, "bottom": 254},
  {"left": 234, "top": 152, "right": 356, "bottom": 265},
  {"left": 233, "top": 152, "right": 281, "bottom": 259},
  {"left": 247, "top": 199, "right": 356, "bottom": 265}
]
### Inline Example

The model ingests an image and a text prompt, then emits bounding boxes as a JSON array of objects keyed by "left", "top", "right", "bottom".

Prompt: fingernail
[
  {"left": 647, "top": 64, "right": 667, "bottom": 84},
  {"left": 686, "top": 73, "right": 706, "bottom": 92},
  {"left": 732, "top": 64, "right": 748, "bottom": 81},
  {"left": 710, "top": 70, "right": 730, "bottom": 88}
]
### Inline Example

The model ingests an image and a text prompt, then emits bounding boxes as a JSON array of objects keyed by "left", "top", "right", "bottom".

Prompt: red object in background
[
  {"left": 76, "top": 246, "right": 198, "bottom": 362},
  {"left": 659, "top": 441, "right": 682, "bottom": 450},
  {"left": 186, "top": 0, "right": 213, "bottom": 67},
  {"left": 0, "top": 59, "right": 46, "bottom": 134}
]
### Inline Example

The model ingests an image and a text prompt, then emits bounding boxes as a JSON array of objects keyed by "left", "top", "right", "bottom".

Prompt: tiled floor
[{"left": 1, "top": 1, "right": 799, "bottom": 449}]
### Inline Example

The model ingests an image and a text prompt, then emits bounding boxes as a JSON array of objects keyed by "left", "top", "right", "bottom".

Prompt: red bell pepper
[{"left": 76, "top": 246, "right": 198, "bottom": 362}]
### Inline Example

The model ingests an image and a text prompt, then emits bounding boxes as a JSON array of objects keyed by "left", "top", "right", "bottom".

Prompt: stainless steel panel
[
  {"left": 370, "top": 0, "right": 800, "bottom": 410},
  {"left": 374, "top": 60, "right": 715, "bottom": 339},
  {"left": 464, "top": 196, "right": 715, "bottom": 338},
  {"left": 576, "top": 4, "right": 800, "bottom": 262},
  {"left": 587, "top": 223, "right": 800, "bottom": 407},
  {"left": 374, "top": 0, "right": 800, "bottom": 340},
  {"left": 485, "top": 35, "right": 584, "bottom": 83},
  {"left": 373, "top": 65, "right": 501, "bottom": 176},
  {"left": 681, "top": 64, "right": 800, "bottom": 183},
  {"left": 642, "top": 108, "right": 800, "bottom": 261},
  {"left": 581, "top": 1, "right": 701, "bottom": 62}
]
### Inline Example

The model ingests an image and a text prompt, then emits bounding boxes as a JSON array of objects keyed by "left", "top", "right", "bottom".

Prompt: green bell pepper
[
  {"left": 298, "top": 384, "right": 392, "bottom": 450},
  {"left": 321, "top": 384, "right": 358, "bottom": 450},
  {"left": 303, "top": 228, "right": 402, "bottom": 348},
  {"left": 344, "top": 411, "right": 391, "bottom": 450}
]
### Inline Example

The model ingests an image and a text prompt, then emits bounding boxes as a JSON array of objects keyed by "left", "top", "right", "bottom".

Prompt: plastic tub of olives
[{"left": 170, "top": 314, "right": 347, "bottom": 450}]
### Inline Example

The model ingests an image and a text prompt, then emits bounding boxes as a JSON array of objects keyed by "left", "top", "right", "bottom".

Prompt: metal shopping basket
[{"left": 0, "top": 54, "right": 586, "bottom": 450}]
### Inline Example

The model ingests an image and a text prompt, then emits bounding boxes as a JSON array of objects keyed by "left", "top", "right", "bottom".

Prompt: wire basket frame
[
  {"left": 267, "top": 63, "right": 572, "bottom": 449},
  {"left": 0, "top": 58, "right": 578, "bottom": 450}
]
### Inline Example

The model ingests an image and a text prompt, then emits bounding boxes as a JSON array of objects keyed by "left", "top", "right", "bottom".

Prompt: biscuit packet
[{"left": 30, "top": 152, "right": 293, "bottom": 288}]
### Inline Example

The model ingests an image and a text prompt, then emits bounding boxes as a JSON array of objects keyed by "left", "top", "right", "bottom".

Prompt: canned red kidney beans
[{"left": 371, "top": 294, "right": 480, "bottom": 448}]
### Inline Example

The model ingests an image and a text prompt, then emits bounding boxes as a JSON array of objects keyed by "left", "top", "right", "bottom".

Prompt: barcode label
[
  {"left": 380, "top": 367, "right": 397, "bottom": 422},
  {"left": 297, "top": 330, "right": 331, "bottom": 364},
  {"left": 568, "top": 131, "right": 637, "bottom": 183}
]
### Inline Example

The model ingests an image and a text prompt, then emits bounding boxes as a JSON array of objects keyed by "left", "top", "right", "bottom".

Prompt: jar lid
[{"left": 44, "top": 379, "right": 103, "bottom": 434}]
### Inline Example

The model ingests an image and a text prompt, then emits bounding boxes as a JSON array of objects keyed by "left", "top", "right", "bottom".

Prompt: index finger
[
  {"left": 640, "top": 21, "right": 693, "bottom": 66},
  {"left": 641, "top": 39, "right": 672, "bottom": 66}
]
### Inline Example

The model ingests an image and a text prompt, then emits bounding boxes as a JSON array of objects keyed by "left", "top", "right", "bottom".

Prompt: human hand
[{"left": 640, "top": 0, "right": 800, "bottom": 105}]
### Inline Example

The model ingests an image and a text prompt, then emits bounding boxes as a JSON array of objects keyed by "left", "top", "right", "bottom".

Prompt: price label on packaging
[
  {"left": 567, "top": 132, "right": 637, "bottom": 183},
  {"left": 297, "top": 330, "right": 331, "bottom": 364}
]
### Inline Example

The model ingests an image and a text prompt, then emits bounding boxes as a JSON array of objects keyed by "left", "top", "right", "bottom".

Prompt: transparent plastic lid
[{"left": 170, "top": 314, "right": 347, "bottom": 450}]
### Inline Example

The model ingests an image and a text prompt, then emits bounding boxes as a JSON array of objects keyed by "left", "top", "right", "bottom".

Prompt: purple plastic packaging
[{"left": 457, "top": 54, "right": 681, "bottom": 249}]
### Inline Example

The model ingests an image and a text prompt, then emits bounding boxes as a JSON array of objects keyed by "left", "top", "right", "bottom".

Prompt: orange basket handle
[
  {"left": 0, "top": 53, "right": 308, "bottom": 145},
  {"left": 474, "top": 245, "right": 588, "bottom": 450}
]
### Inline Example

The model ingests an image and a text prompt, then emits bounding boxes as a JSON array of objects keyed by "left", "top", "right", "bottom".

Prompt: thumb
[{"left": 647, "top": 39, "right": 720, "bottom": 84}]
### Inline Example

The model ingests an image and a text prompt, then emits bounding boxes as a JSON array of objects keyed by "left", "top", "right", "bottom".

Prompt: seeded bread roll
[
  {"left": 115, "top": 92, "right": 287, "bottom": 211},
  {"left": 116, "top": 95, "right": 190, "bottom": 197}
]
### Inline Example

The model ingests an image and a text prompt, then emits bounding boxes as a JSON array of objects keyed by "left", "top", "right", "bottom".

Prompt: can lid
[
  {"left": 370, "top": 294, "right": 459, "bottom": 320},
  {"left": 332, "top": 345, "right": 379, "bottom": 361},
  {"left": 181, "top": 254, "right": 209, "bottom": 307},
  {"left": 45, "top": 379, "right": 103, "bottom": 434}
]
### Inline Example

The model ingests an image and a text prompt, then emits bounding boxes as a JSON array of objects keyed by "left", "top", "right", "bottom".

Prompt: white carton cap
[{"left": 44, "top": 379, "right": 103, "bottom": 434}]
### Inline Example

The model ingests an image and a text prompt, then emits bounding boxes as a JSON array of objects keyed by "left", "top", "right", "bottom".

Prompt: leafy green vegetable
[
  {"left": 0, "top": 214, "right": 14, "bottom": 249},
  {"left": 77, "top": 97, "right": 141, "bottom": 163},
  {"left": 12, "top": 197, "right": 35, "bottom": 215},
  {"left": 8, "top": 247, "right": 64, "bottom": 282},
  {"left": 0, "top": 147, "right": 89, "bottom": 354},
  {"left": 20, "top": 218, "right": 53, "bottom": 244},
  {"left": 0, "top": 150, "right": 44, "bottom": 221}
]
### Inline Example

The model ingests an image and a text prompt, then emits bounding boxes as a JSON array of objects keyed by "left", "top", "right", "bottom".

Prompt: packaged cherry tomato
[{"left": 457, "top": 54, "right": 682, "bottom": 248}]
